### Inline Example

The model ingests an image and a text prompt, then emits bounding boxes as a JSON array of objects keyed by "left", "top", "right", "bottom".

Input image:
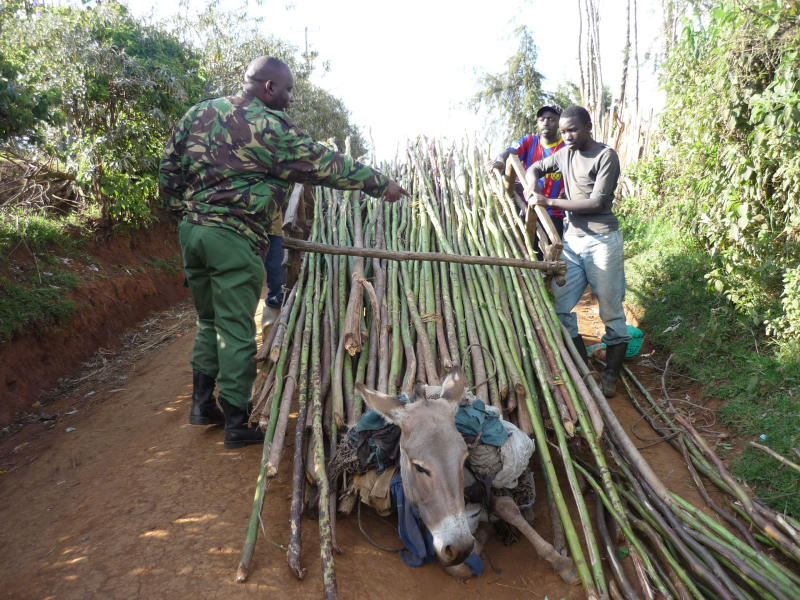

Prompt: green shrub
[
  {"left": 654, "top": 0, "right": 800, "bottom": 351},
  {"left": 1, "top": 1, "right": 205, "bottom": 227},
  {"left": 0, "top": 273, "right": 78, "bottom": 342}
]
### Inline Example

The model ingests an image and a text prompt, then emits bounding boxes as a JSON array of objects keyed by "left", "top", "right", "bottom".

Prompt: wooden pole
[{"left": 282, "top": 236, "right": 565, "bottom": 274}]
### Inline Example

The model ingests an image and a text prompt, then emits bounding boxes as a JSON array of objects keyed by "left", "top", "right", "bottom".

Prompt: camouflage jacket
[{"left": 159, "top": 92, "right": 390, "bottom": 254}]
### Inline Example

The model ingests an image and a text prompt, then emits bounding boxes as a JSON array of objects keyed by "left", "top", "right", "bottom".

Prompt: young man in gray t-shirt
[{"left": 526, "top": 105, "right": 632, "bottom": 397}]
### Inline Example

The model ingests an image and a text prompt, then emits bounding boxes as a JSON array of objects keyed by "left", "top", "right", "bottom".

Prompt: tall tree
[
  {"left": 1, "top": 1, "right": 205, "bottom": 223},
  {"left": 471, "top": 26, "right": 546, "bottom": 139},
  {"left": 168, "top": 0, "right": 367, "bottom": 156},
  {"left": 577, "top": 0, "right": 605, "bottom": 128}
]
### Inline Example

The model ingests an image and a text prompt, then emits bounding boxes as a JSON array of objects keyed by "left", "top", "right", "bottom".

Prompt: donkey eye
[{"left": 412, "top": 461, "right": 431, "bottom": 476}]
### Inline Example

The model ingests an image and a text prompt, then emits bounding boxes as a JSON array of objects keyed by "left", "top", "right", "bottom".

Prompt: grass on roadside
[
  {"left": 145, "top": 254, "right": 182, "bottom": 274},
  {"left": 620, "top": 214, "right": 800, "bottom": 517},
  {"left": 0, "top": 210, "right": 89, "bottom": 341}
]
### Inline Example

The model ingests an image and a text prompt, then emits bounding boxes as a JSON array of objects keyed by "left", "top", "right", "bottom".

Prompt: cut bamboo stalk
[
  {"left": 505, "top": 153, "right": 563, "bottom": 254},
  {"left": 268, "top": 285, "right": 298, "bottom": 362},
  {"left": 595, "top": 490, "right": 641, "bottom": 600},
  {"left": 265, "top": 299, "right": 307, "bottom": 477},
  {"left": 343, "top": 192, "right": 365, "bottom": 357},
  {"left": 308, "top": 256, "right": 338, "bottom": 599},
  {"left": 287, "top": 267, "right": 315, "bottom": 580},
  {"left": 399, "top": 262, "right": 439, "bottom": 385},
  {"left": 432, "top": 260, "right": 453, "bottom": 370},
  {"left": 677, "top": 414, "right": 800, "bottom": 564},
  {"left": 748, "top": 441, "right": 800, "bottom": 474},
  {"left": 282, "top": 183, "right": 305, "bottom": 235},
  {"left": 366, "top": 201, "right": 386, "bottom": 390}
]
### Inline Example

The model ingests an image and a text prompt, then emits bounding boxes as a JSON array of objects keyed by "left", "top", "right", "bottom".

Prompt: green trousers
[{"left": 179, "top": 221, "right": 265, "bottom": 408}]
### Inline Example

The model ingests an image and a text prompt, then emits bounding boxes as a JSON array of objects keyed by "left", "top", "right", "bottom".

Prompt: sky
[{"left": 129, "top": 0, "right": 666, "bottom": 161}]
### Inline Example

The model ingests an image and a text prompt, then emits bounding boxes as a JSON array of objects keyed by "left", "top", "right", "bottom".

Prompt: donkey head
[{"left": 356, "top": 367, "right": 474, "bottom": 566}]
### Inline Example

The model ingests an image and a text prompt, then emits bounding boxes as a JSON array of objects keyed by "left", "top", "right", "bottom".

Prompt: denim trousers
[
  {"left": 551, "top": 228, "right": 632, "bottom": 346},
  {"left": 264, "top": 234, "right": 286, "bottom": 305}
]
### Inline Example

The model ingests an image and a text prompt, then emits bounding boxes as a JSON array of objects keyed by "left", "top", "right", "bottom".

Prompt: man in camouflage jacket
[{"left": 159, "top": 56, "right": 407, "bottom": 449}]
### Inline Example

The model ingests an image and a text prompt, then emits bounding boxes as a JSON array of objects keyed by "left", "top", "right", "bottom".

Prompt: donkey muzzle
[{"left": 430, "top": 514, "right": 475, "bottom": 566}]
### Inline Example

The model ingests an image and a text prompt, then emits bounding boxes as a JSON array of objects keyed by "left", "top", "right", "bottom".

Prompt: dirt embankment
[{"left": 0, "top": 219, "right": 189, "bottom": 426}]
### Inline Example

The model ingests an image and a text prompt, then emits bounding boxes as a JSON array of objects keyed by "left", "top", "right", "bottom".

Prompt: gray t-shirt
[{"left": 530, "top": 143, "right": 620, "bottom": 235}]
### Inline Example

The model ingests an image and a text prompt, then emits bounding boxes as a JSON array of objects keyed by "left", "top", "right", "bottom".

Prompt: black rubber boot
[
  {"left": 220, "top": 397, "right": 265, "bottom": 449},
  {"left": 571, "top": 336, "right": 589, "bottom": 366},
  {"left": 602, "top": 343, "right": 628, "bottom": 398},
  {"left": 189, "top": 370, "right": 224, "bottom": 425}
]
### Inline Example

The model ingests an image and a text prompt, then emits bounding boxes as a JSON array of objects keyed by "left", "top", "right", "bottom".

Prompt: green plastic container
[
  {"left": 584, "top": 325, "right": 643, "bottom": 358},
  {"left": 626, "top": 325, "right": 643, "bottom": 357}
]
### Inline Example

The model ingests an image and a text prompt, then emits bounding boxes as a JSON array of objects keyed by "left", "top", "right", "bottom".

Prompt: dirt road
[{"left": 0, "top": 294, "right": 713, "bottom": 600}]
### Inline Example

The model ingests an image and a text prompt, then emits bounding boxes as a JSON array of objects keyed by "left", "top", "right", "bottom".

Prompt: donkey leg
[
  {"left": 444, "top": 522, "right": 491, "bottom": 580},
  {"left": 492, "top": 496, "right": 580, "bottom": 585}
]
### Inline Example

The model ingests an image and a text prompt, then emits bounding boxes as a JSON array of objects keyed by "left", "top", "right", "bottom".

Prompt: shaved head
[
  {"left": 243, "top": 56, "right": 295, "bottom": 111},
  {"left": 244, "top": 56, "right": 290, "bottom": 86}
]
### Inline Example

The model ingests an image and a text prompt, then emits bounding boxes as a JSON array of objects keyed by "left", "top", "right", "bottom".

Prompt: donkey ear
[
  {"left": 439, "top": 365, "right": 466, "bottom": 407},
  {"left": 355, "top": 382, "right": 406, "bottom": 424}
]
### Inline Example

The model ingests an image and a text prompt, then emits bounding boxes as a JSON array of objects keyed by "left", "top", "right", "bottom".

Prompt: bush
[
  {"left": 636, "top": 0, "right": 800, "bottom": 353},
  {"left": 1, "top": 1, "right": 205, "bottom": 227}
]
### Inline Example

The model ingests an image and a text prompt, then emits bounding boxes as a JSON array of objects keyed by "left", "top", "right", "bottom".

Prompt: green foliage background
[
  {"left": 0, "top": 0, "right": 370, "bottom": 231},
  {"left": 1, "top": 1, "right": 204, "bottom": 225},
  {"left": 622, "top": 0, "right": 800, "bottom": 513},
  {"left": 0, "top": 0, "right": 378, "bottom": 342},
  {"left": 628, "top": 0, "right": 800, "bottom": 353}
]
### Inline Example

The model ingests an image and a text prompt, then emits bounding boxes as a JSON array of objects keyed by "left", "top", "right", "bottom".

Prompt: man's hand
[
  {"left": 383, "top": 180, "right": 410, "bottom": 202},
  {"left": 488, "top": 157, "right": 505, "bottom": 173},
  {"left": 526, "top": 191, "right": 549, "bottom": 206}
]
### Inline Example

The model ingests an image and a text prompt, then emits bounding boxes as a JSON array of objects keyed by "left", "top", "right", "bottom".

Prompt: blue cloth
[
  {"left": 553, "top": 229, "right": 632, "bottom": 346},
  {"left": 455, "top": 398, "right": 509, "bottom": 447},
  {"left": 390, "top": 473, "right": 484, "bottom": 576}
]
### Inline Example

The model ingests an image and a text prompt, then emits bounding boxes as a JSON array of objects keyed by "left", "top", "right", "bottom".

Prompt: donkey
[{"left": 355, "top": 366, "right": 579, "bottom": 583}]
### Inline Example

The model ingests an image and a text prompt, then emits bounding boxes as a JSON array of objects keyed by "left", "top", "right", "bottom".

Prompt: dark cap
[{"left": 536, "top": 105, "right": 562, "bottom": 118}]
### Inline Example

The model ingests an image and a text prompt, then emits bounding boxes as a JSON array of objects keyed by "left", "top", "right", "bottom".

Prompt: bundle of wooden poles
[{"left": 236, "top": 140, "right": 800, "bottom": 600}]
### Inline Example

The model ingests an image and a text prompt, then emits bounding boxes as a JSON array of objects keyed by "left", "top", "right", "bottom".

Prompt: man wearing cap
[{"left": 491, "top": 105, "right": 566, "bottom": 250}]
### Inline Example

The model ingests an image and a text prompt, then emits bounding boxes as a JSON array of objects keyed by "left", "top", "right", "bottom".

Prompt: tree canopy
[
  {"left": 0, "top": 0, "right": 369, "bottom": 226},
  {"left": 471, "top": 26, "right": 547, "bottom": 140},
  {"left": 649, "top": 0, "right": 800, "bottom": 347}
]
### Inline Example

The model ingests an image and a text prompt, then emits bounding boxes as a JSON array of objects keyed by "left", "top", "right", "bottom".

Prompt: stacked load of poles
[{"left": 236, "top": 141, "right": 800, "bottom": 600}]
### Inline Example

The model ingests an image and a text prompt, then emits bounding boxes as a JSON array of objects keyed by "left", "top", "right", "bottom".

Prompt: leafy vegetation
[
  {"left": 0, "top": 0, "right": 372, "bottom": 233},
  {"left": 651, "top": 0, "right": 800, "bottom": 352},
  {"left": 614, "top": 0, "right": 800, "bottom": 518},
  {"left": 2, "top": 2, "right": 205, "bottom": 226},
  {"left": 0, "top": 0, "right": 376, "bottom": 338},
  {"left": 0, "top": 52, "right": 61, "bottom": 142},
  {"left": 623, "top": 1, "right": 800, "bottom": 513},
  {"left": 620, "top": 210, "right": 800, "bottom": 516}
]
